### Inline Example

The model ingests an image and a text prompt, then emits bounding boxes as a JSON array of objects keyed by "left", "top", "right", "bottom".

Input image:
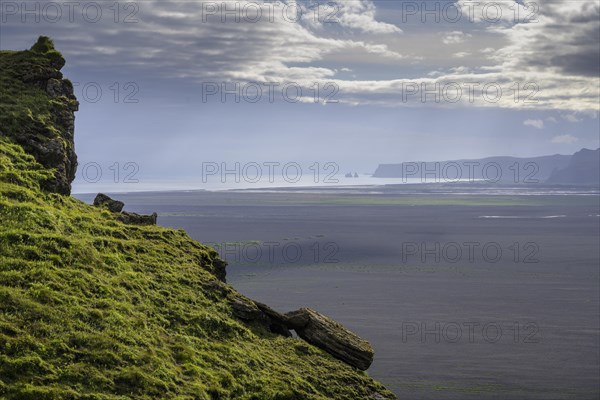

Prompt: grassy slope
[{"left": 0, "top": 47, "right": 395, "bottom": 399}]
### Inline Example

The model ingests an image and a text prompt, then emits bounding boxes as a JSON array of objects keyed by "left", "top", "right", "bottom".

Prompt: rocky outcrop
[
  {"left": 231, "top": 295, "right": 264, "bottom": 321},
  {"left": 229, "top": 296, "right": 292, "bottom": 337},
  {"left": 209, "top": 258, "right": 227, "bottom": 282},
  {"left": 117, "top": 211, "right": 158, "bottom": 226},
  {"left": 228, "top": 296, "right": 374, "bottom": 370},
  {"left": 91, "top": 193, "right": 157, "bottom": 225},
  {"left": 0, "top": 36, "right": 78, "bottom": 195},
  {"left": 93, "top": 193, "right": 125, "bottom": 212},
  {"left": 286, "top": 308, "right": 374, "bottom": 371}
]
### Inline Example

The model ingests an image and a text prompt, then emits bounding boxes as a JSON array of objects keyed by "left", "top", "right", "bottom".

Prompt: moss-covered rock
[
  {"left": 0, "top": 36, "right": 77, "bottom": 195},
  {"left": 93, "top": 193, "right": 126, "bottom": 213}
]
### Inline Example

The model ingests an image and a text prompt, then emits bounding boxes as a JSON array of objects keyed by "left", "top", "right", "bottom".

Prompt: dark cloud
[
  {"left": 552, "top": 50, "right": 600, "bottom": 77},
  {"left": 0, "top": 0, "right": 597, "bottom": 110}
]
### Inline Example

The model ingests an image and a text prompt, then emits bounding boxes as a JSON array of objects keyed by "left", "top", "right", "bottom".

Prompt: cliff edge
[{"left": 0, "top": 37, "right": 395, "bottom": 399}]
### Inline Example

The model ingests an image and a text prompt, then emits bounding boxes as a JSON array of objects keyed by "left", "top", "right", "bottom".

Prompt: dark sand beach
[{"left": 77, "top": 184, "right": 600, "bottom": 399}]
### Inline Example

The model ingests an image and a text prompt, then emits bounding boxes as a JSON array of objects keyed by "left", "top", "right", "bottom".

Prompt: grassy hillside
[{"left": 0, "top": 41, "right": 395, "bottom": 399}]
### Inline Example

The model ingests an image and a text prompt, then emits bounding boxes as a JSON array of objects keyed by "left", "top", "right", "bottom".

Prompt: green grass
[
  {"left": 0, "top": 137, "right": 395, "bottom": 400},
  {"left": 0, "top": 41, "right": 395, "bottom": 399}
]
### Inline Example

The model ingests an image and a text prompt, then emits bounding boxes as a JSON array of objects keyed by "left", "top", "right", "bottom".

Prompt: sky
[{"left": 1, "top": 0, "right": 599, "bottom": 192}]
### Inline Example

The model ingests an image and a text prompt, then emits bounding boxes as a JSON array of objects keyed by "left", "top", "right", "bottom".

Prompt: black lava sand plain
[{"left": 77, "top": 185, "right": 600, "bottom": 399}]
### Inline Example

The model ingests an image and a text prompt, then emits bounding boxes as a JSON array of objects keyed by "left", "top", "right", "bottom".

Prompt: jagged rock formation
[
  {"left": 0, "top": 37, "right": 395, "bottom": 399},
  {"left": 286, "top": 308, "right": 375, "bottom": 371},
  {"left": 231, "top": 297, "right": 292, "bottom": 337},
  {"left": 206, "top": 281, "right": 376, "bottom": 370},
  {"left": 231, "top": 295, "right": 265, "bottom": 321},
  {"left": 93, "top": 193, "right": 157, "bottom": 225},
  {"left": 117, "top": 211, "right": 158, "bottom": 226},
  {"left": 0, "top": 36, "right": 78, "bottom": 195},
  {"left": 93, "top": 193, "right": 125, "bottom": 213},
  {"left": 229, "top": 297, "right": 374, "bottom": 370}
]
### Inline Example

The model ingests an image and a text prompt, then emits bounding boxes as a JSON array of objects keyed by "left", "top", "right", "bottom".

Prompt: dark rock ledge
[
  {"left": 231, "top": 294, "right": 375, "bottom": 370},
  {"left": 93, "top": 193, "right": 157, "bottom": 226}
]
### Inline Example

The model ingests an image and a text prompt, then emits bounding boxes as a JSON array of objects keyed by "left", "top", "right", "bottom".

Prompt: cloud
[
  {"left": 442, "top": 31, "right": 472, "bottom": 45},
  {"left": 1, "top": 0, "right": 597, "bottom": 111},
  {"left": 357, "top": 42, "right": 404, "bottom": 59},
  {"left": 453, "top": 52, "right": 471, "bottom": 58},
  {"left": 562, "top": 113, "right": 583, "bottom": 123},
  {"left": 551, "top": 134, "right": 579, "bottom": 144},
  {"left": 475, "top": 0, "right": 600, "bottom": 78},
  {"left": 448, "top": 0, "right": 600, "bottom": 111},
  {"left": 524, "top": 119, "right": 545, "bottom": 129},
  {"left": 329, "top": 0, "right": 403, "bottom": 34}
]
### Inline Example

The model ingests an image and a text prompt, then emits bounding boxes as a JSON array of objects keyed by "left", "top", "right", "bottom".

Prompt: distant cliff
[
  {"left": 374, "top": 154, "right": 572, "bottom": 182},
  {"left": 546, "top": 148, "right": 600, "bottom": 186},
  {"left": 0, "top": 38, "right": 395, "bottom": 399}
]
